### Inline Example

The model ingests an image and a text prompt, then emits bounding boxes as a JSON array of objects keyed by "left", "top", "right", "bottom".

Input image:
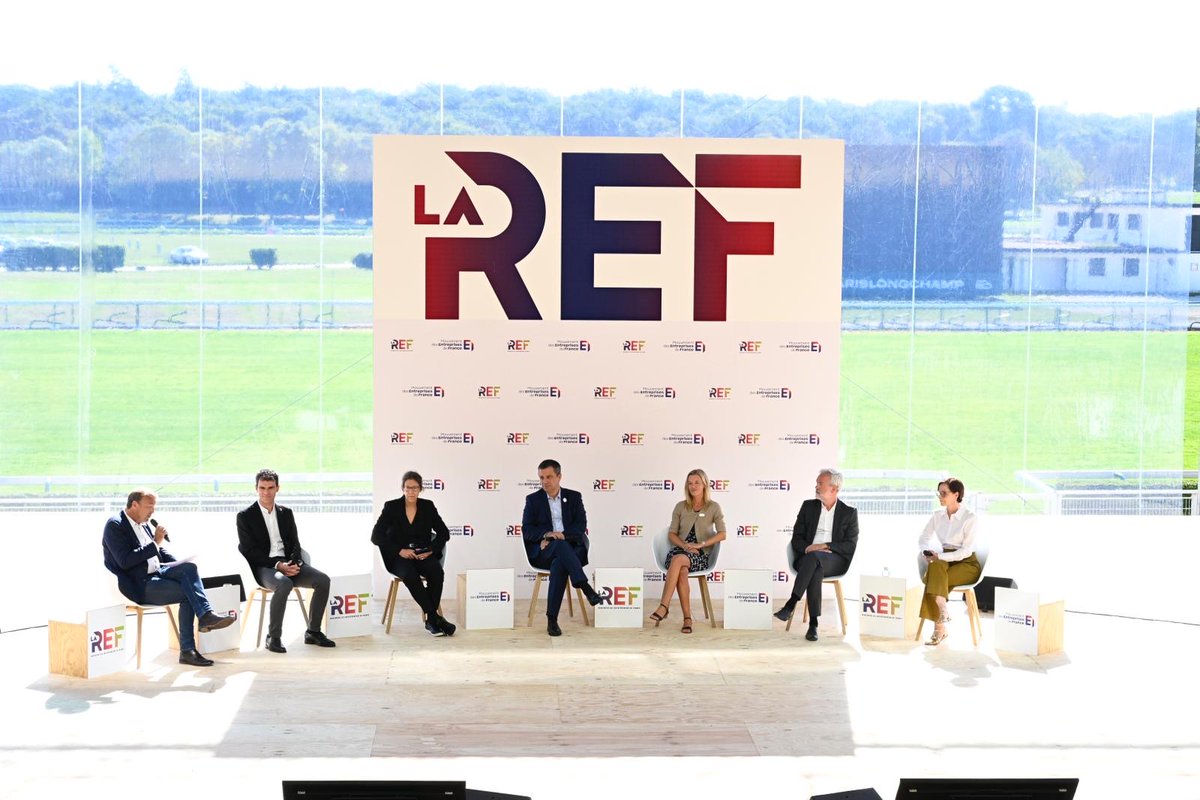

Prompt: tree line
[{"left": 0, "top": 76, "right": 1196, "bottom": 218}]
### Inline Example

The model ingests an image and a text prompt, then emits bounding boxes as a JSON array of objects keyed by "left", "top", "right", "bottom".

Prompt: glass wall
[{"left": 0, "top": 75, "right": 1194, "bottom": 514}]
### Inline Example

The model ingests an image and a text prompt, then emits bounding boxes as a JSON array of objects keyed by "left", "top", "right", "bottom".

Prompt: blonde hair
[{"left": 684, "top": 468, "right": 712, "bottom": 507}]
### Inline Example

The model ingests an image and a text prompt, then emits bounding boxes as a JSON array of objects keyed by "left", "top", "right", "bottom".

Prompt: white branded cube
[
  {"left": 994, "top": 587, "right": 1065, "bottom": 655},
  {"left": 723, "top": 569, "right": 774, "bottom": 630},
  {"left": 326, "top": 574, "right": 374, "bottom": 639},
  {"left": 86, "top": 604, "right": 129, "bottom": 678},
  {"left": 859, "top": 575, "right": 923, "bottom": 639},
  {"left": 458, "top": 568, "right": 515, "bottom": 630},
  {"left": 196, "top": 584, "right": 241, "bottom": 653},
  {"left": 593, "top": 568, "right": 645, "bottom": 628}
]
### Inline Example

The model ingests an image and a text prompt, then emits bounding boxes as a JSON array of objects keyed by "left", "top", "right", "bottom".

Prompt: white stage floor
[{"left": 2, "top": 600, "right": 1197, "bottom": 799}]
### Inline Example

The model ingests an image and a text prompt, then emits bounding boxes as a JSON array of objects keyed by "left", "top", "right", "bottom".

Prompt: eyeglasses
[{"left": 937, "top": 490, "right": 951, "bottom": 497}]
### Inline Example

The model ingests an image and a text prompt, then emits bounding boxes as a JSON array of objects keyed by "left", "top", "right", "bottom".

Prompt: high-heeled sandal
[
  {"left": 649, "top": 604, "right": 669, "bottom": 625},
  {"left": 925, "top": 628, "right": 949, "bottom": 646},
  {"left": 681, "top": 617, "right": 693, "bottom": 634}
]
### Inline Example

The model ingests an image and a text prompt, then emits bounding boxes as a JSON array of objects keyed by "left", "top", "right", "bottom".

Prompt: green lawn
[{"left": 0, "top": 328, "right": 1190, "bottom": 498}]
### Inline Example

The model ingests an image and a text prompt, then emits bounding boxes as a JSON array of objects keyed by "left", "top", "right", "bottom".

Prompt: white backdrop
[{"left": 373, "top": 135, "right": 845, "bottom": 598}]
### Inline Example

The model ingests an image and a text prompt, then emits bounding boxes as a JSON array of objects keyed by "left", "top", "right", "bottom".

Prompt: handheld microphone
[{"left": 151, "top": 517, "right": 169, "bottom": 542}]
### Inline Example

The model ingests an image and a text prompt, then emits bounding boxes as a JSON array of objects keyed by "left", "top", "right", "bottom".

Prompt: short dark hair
[
  {"left": 537, "top": 459, "right": 561, "bottom": 475},
  {"left": 940, "top": 477, "right": 965, "bottom": 502},
  {"left": 125, "top": 488, "right": 155, "bottom": 508},
  {"left": 255, "top": 469, "right": 280, "bottom": 486},
  {"left": 401, "top": 470, "right": 423, "bottom": 488}
]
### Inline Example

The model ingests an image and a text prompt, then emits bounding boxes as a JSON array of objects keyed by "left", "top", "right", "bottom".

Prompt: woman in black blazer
[{"left": 372, "top": 470, "right": 455, "bottom": 636}]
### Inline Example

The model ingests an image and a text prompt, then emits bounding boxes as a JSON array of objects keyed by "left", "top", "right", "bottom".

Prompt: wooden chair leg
[
  {"left": 787, "top": 596, "right": 800, "bottom": 632},
  {"left": 295, "top": 587, "right": 311, "bottom": 628},
  {"left": 915, "top": 617, "right": 925, "bottom": 642},
  {"left": 165, "top": 606, "right": 179, "bottom": 642},
  {"left": 256, "top": 591, "right": 268, "bottom": 647},
  {"left": 241, "top": 593, "right": 255, "bottom": 635},
  {"left": 527, "top": 573, "right": 544, "bottom": 626},
  {"left": 965, "top": 588, "right": 980, "bottom": 646},
  {"left": 131, "top": 606, "right": 144, "bottom": 670},
  {"left": 801, "top": 594, "right": 809, "bottom": 625},
  {"left": 575, "top": 587, "right": 590, "bottom": 626},
  {"left": 698, "top": 575, "right": 715, "bottom": 627},
  {"left": 384, "top": 578, "right": 399, "bottom": 634},
  {"left": 834, "top": 579, "right": 847, "bottom": 634},
  {"left": 566, "top": 583, "right": 575, "bottom": 618}
]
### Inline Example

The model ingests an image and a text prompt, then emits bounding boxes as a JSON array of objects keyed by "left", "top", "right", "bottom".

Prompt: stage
[{"left": 3, "top": 597, "right": 1197, "bottom": 799}]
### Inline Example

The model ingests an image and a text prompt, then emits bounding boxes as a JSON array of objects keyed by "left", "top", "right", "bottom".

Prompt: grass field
[{"left": 0, "top": 327, "right": 1190, "bottom": 499}]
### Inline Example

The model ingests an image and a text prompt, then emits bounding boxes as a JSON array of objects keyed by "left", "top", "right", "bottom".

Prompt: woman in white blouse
[
  {"left": 651, "top": 468, "right": 726, "bottom": 634},
  {"left": 917, "top": 477, "right": 981, "bottom": 646}
]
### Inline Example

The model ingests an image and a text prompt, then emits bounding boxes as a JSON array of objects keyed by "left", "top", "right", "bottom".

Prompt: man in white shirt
[
  {"left": 236, "top": 469, "right": 334, "bottom": 653},
  {"left": 774, "top": 468, "right": 859, "bottom": 641}
]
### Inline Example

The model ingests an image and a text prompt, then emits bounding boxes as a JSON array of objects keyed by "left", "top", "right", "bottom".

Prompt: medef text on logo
[
  {"left": 433, "top": 338, "right": 475, "bottom": 351},
  {"left": 621, "top": 432, "right": 645, "bottom": 445},
  {"left": 478, "top": 385, "right": 501, "bottom": 398},
  {"left": 403, "top": 385, "right": 445, "bottom": 398},
  {"left": 620, "top": 524, "right": 644, "bottom": 537},
  {"left": 709, "top": 479, "right": 731, "bottom": 492},
  {"left": 708, "top": 387, "right": 732, "bottom": 399},
  {"left": 506, "top": 524, "right": 523, "bottom": 537},
  {"left": 548, "top": 432, "right": 591, "bottom": 445},
  {"left": 507, "top": 339, "right": 532, "bottom": 351},
  {"left": 507, "top": 432, "right": 531, "bottom": 445},
  {"left": 739, "top": 340, "right": 763, "bottom": 353},
  {"left": 737, "top": 433, "right": 761, "bottom": 446},
  {"left": 433, "top": 432, "right": 475, "bottom": 444},
  {"left": 736, "top": 525, "right": 759, "bottom": 537},
  {"left": 780, "top": 433, "right": 821, "bottom": 445},
  {"left": 593, "top": 479, "right": 617, "bottom": 492},
  {"left": 622, "top": 339, "right": 647, "bottom": 353},
  {"left": 752, "top": 387, "right": 793, "bottom": 399},
  {"left": 550, "top": 339, "right": 591, "bottom": 352},
  {"left": 594, "top": 386, "right": 617, "bottom": 398},
  {"left": 663, "top": 433, "right": 705, "bottom": 445},
  {"left": 390, "top": 432, "right": 414, "bottom": 445},
  {"left": 390, "top": 338, "right": 414, "bottom": 351},
  {"left": 478, "top": 478, "right": 501, "bottom": 491},
  {"left": 633, "top": 479, "right": 676, "bottom": 491}
]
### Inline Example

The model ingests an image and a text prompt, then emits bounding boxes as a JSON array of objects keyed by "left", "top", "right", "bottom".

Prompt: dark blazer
[
  {"left": 102, "top": 512, "right": 177, "bottom": 604},
  {"left": 236, "top": 502, "right": 303, "bottom": 576},
  {"left": 371, "top": 497, "right": 449, "bottom": 573},
  {"left": 521, "top": 487, "right": 588, "bottom": 565},
  {"left": 790, "top": 498, "right": 859, "bottom": 562}
]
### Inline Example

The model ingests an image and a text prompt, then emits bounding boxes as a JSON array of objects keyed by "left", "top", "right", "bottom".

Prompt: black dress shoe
[
  {"left": 304, "top": 630, "right": 336, "bottom": 647},
  {"left": 773, "top": 605, "right": 795, "bottom": 622},
  {"left": 265, "top": 635, "right": 287, "bottom": 653},
  {"left": 179, "top": 648, "right": 214, "bottom": 667},
  {"left": 435, "top": 616, "right": 457, "bottom": 637},
  {"left": 805, "top": 624, "right": 819, "bottom": 642},
  {"left": 425, "top": 618, "right": 446, "bottom": 636},
  {"left": 547, "top": 618, "right": 562, "bottom": 636},
  {"left": 580, "top": 583, "right": 602, "bottom": 606},
  {"left": 198, "top": 611, "right": 236, "bottom": 632}
]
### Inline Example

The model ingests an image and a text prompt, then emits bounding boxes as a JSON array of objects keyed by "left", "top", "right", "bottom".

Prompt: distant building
[{"left": 1002, "top": 191, "right": 1198, "bottom": 295}]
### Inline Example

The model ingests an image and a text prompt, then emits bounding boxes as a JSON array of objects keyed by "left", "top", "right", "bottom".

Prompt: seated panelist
[
  {"left": 651, "top": 468, "right": 726, "bottom": 635},
  {"left": 372, "top": 470, "right": 455, "bottom": 637},
  {"left": 917, "top": 476, "right": 981, "bottom": 646}
]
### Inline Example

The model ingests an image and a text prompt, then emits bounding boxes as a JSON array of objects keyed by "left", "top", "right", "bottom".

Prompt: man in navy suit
[
  {"left": 102, "top": 489, "right": 237, "bottom": 667},
  {"left": 236, "top": 469, "right": 335, "bottom": 653},
  {"left": 521, "top": 459, "right": 601, "bottom": 636},
  {"left": 774, "top": 468, "right": 859, "bottom": 641}
]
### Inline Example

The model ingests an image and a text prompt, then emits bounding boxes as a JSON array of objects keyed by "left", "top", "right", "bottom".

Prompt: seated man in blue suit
[
  {"left": 521, "top": 459, "right": 601, "bottom": 636},
  {"left": 102, "top": 489, "right": 237, "bottom": 667}
]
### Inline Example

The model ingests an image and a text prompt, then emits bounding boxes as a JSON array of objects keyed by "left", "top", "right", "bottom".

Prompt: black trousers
[
  {"left": 789, "top": 550, "right": 849, "bottom": 621},
  {"left": 388, "top": 557, "right": 445, "bottom": 617}
]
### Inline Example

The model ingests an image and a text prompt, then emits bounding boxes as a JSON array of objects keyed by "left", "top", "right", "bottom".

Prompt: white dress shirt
[
  {"left": 126, "top": 510, "right": 161, "bottom": 574},
  {"left": 259, "top": 503, "right": 286, "bottom": 559},
  {"left": 547, "top": 492, "right": 564, "bottom": 533},
  {"left": 917, "top": 505, "right": 979, "bottom": 563},
  {"left": 813, "top": 502, "right": 835, "bottom": 545}
]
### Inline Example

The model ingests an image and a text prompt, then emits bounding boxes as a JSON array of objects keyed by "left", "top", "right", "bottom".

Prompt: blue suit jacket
[
  {"left": 521, "top": 487, "right": 588, "bottom": 565},
  {"left": 102, "top": 512, "right": 177, "bottom": 604}
]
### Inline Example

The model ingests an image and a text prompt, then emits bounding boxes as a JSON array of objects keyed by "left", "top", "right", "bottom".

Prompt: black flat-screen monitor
[
  {"left": 895, "top": 778, "right": 1078, "bottom": 799},
  {"left": 281, "top": 781, "right": 529, "bottom": 800}
]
